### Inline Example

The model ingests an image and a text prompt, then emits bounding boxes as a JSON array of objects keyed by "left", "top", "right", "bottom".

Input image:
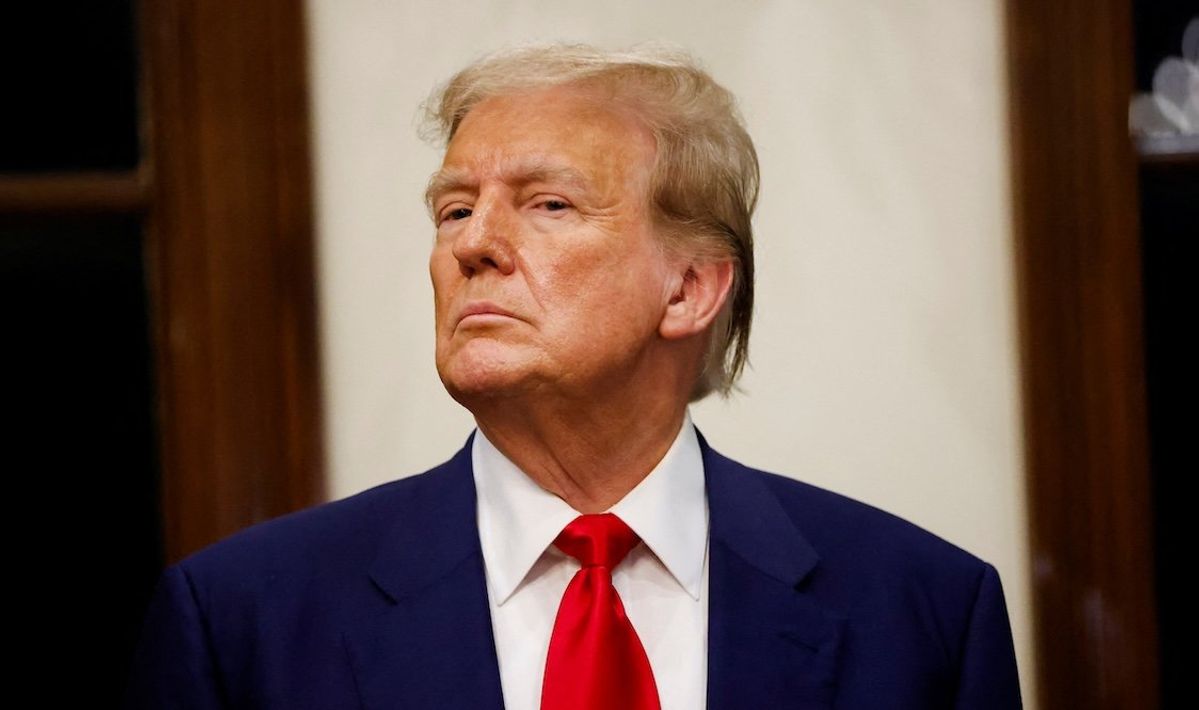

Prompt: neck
[{"left": 473, "top": 392, "right": 688, "bottom": 514}]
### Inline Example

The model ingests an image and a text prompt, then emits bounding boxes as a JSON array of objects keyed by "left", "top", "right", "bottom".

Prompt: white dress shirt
[{"left": 472, "top": 414, "right": 709, "bottom": 710}]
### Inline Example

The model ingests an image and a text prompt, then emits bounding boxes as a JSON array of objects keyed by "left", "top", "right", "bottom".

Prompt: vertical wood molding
[
  {"left": 1005, "top": 0, "right": 1159, "bottom": 706},
  {"left": 142, "top": 0, "right": 325, "bottom": 562}
]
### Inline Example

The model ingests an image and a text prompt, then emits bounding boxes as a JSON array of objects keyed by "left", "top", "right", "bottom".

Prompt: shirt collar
[{"left": 472, "top": 412, "right": 708, "bottom": 605}]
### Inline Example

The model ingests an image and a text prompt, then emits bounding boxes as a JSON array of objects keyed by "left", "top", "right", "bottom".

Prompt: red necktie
[{"left": 541, "top": 513, "right": 661, "bottom": 710}]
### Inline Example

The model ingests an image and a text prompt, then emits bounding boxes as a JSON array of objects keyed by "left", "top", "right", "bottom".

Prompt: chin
[{"left": 436, "top": 345, "right": 539, "bottom": 405}]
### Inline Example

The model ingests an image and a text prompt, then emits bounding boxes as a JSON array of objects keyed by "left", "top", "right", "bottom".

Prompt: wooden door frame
[
  {"left": 1005, "top": 0, "right": 1160, "bottom": 706},
  {"left": 141, "top": 0, "right": 325, "bottom": 562}
]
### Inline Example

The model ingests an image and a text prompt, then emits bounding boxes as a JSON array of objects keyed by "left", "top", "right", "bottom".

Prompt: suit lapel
[
  {"left": 343, "top": 438, "right": 506, "bottom": 710},
  {"left": 340, "top": 432, "right": 845, "bottom": 709},
  {"left": 702, "top": 437, "right": 845, "bottom": 709}
]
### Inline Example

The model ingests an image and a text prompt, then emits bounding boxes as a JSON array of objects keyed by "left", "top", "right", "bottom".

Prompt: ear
[{"left": 659, "top": 259, "right": 735, "bottom": 341}]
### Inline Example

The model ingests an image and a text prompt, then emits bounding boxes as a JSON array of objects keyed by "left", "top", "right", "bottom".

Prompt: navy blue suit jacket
[{"left": 126, "top": 433, "right": 1022, "bottom": 708}]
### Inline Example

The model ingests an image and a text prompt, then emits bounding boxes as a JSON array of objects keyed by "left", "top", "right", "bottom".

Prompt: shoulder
[
  {"left": 771, "top": 468, "right": 984, "bottom": 572},
  {"left": 176, "top": 450, "right": 468, "bottom": 589},
  {"left": 710, "top": 446, "right": 995, "bottom": 589},
  {"left": 707, "top": 450, "right": 1021, "bottom": 705},
  {"left": 713, "top": 452, "right": 1014, "bottom": 673}
]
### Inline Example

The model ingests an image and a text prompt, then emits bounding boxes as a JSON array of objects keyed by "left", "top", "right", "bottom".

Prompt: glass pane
[
  {"left": 1, "top": 214, "right": 163, "bottom": 702},
  {"left": 0, "top": 1, "right": 140, "bottom": 171},
  {"left": 1139, "top": 163, "right": 1196, "bottom": 709}
]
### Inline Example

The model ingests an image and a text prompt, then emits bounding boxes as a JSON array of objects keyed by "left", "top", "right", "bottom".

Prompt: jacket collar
[{"left": 345, "top": 430, "right": 844, "bottom": 709}]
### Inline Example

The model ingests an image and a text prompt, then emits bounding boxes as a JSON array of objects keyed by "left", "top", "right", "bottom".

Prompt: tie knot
[{"left": 554, "top": 513, "right": 640, "bottom": 569}]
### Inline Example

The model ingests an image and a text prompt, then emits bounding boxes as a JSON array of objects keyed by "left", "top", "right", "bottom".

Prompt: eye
[
  {"left": 535, "top": 198, "right": 572, "bottom": 213},
  {"left": 440, "top": 207, "right": 473, "bottom": 223}
]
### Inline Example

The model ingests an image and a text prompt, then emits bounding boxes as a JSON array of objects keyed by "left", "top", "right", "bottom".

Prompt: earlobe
[{"left": 659, "top": 259, "right": 734, "bottom": 340}]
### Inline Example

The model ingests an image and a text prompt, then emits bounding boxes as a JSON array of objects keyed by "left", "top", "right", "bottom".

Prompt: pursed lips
[{"left": 455, "top": 301, "right": 521, "bottom": 328}]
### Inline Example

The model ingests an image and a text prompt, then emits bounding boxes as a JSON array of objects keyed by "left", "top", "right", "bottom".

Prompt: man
[{"left": 127, "top": 44, "right": 1022, "bottom": 709}]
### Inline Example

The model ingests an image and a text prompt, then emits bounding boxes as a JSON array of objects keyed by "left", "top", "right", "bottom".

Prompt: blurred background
[{"left": 1, "top": 1, "right": 1193, "bottom": 707}]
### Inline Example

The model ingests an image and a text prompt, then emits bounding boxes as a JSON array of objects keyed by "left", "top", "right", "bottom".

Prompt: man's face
[{"left": 428, "top": 85, "right": 674, "bottom": 402}]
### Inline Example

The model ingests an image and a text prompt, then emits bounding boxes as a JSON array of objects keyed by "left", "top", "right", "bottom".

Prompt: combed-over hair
[{"left": 423, "top": 43, "right": 758, "bottom": 400}]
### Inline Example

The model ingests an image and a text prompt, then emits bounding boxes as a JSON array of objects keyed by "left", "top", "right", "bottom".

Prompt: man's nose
[{"left": 452, "top": 195, "right": 517, "bottom": 278}]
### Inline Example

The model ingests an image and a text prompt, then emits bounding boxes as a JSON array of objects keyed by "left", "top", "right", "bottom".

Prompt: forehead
[{"left": 436, "top": 86, "right": 656, "bottom": 194}]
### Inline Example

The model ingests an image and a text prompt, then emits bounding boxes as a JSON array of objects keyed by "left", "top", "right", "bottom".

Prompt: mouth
[{"left": 455, "top": 301, "right": 521, "bottom": 328}]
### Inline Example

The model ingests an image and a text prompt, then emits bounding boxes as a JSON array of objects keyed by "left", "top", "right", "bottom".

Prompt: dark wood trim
[
  {"left": 0, "top": 171, "right": 149, "bottom": 213},
  {"left": 141, "top": 0, "right": 325, "bottom": 562},
  {"left": 1005, "top": 1, "right": 1160, "bottom": 707}
]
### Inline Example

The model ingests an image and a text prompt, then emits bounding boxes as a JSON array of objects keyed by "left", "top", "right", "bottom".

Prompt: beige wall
[{"left": 305, "top": 0, "right": 1035, "bottom": 704}]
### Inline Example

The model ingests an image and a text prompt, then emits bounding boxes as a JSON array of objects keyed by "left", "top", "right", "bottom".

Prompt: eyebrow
[{"left": 424, "top": 161, "right": 592, "bottom": 212}]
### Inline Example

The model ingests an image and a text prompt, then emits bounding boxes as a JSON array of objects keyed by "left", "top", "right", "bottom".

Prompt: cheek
[
  {"left": 429, "top": 248, "right": 458, "bottom": 308},
  {"left": 529, "top": 243, "right": 667, "bottom": 337}
]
